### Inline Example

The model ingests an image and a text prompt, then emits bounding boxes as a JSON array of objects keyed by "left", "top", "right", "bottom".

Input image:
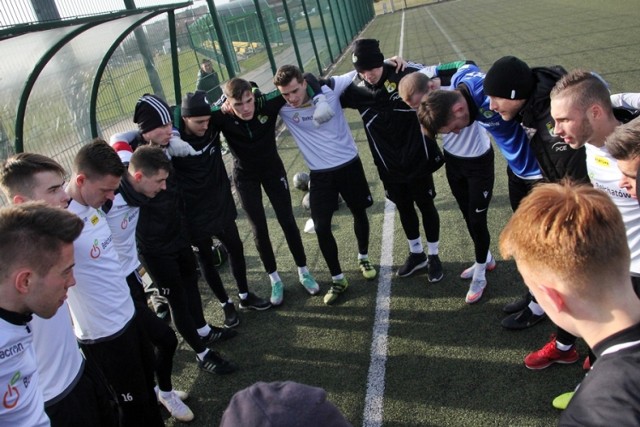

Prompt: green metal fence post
[
  {"left": 301, "top": 0, "right": 323, "bottom": 75},
  {"left": 282, "top": 0, "right": 304, "bottom": 71},
  {"left": 206, "top": 0, "right": 237, "bottom": 79},
  {"left": 315, "top": 0, "right": 333, "bottom": 64},
  {"left": 252, "top": 0, "right": 277, "bottom": 74}
]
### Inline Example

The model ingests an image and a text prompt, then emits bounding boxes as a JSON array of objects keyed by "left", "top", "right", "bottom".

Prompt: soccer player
[
  {"left": 0, "top": 203, "right": 83, "bottom": 427},
  {"left": 500, "top": 181, "right": 640, "bottom": 425},
  {"left": 0, "top": 153, "right": 119, "bottom": 426},
  {"left": 606, "top": 116, "right": 640, "bottom": 199},
  {"left": 274, "top": 64, "right": 376, "bottom": 305},
  {"left": 65, "top": 139, "right": 164, "bottom": 426},
  {"left": 398, "top": 67, "right": 495, "bottom": 303}
]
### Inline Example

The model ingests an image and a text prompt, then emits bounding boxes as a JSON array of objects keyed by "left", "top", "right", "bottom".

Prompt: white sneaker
[
  {"left": 465, "top": 278, "right": 487, "bottom": 304},
  {"left": 158, "top": 390, "right": 194, "bottom": 422},
  {"left": 154, "top": 385, "right": 189, "bottom": 402},
  {"left": 460, "top": 255, "right": 496, "bottom": 279}
]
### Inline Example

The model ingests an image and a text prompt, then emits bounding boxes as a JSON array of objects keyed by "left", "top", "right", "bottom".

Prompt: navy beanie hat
[
  {"left": 352, "top": 39, "right": 384, "bottom": 71},
  {"left": 483, "top": 56, "right": 534, "bottom": 100},
  {"left": 133, "top": 94, "right": 172, "bottom": 134},
  {"left": 181, "top": 91, "right": 211, "bottom": 117}
]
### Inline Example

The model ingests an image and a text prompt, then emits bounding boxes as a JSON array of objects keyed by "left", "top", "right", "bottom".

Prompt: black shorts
[{"left": 309, "top": 157, "right": 373, "bottom": 217}]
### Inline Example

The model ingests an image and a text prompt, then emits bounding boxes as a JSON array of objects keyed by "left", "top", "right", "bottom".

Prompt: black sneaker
[
  {"left": 223, "top": 302, "right": 239, "bottom": 328},
  {"left": 397, "top": 252, "right": 428, "bottom": 277},
  {"left": 239, "top": 292, "right": 272, "bottom": 311},
  {"left": 197, "top": 350, "right": 238, "bottom": 375},
  {"left": 201, "top": 324, "right": 237, "bottom": 346},
  {"left": 503, "top": 292, "right": 532, "bottom": 314},
  {"left": 427, "top": 255, "right": 444, "bottom": 282},
  {"left": 501, "top": 307, "right": 547, "bottom": 330}
]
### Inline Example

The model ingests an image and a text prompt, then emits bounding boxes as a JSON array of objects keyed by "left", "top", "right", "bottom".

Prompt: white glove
[
  {"left": 312, "top": 94, "right": 335, "bottom": 127},
  {"left": 165, "top": 135, "right": 197, "bottom": 157}
]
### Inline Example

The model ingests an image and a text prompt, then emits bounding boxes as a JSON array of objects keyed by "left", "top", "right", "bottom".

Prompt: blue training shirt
[{"left": 452, "top": 64, "right": 542, "bottom": 180}]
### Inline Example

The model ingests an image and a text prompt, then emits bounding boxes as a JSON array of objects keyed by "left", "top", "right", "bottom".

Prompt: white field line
[
  {"left": 362, "top": 9, "right": 405, "bottom": 427},
  {"left": 426, "top": 6, "right": 464, "bottom": 59}
]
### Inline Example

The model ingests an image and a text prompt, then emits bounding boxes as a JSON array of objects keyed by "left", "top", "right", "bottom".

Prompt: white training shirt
[
  {"left": 31, "top": 303, "right": 83, "bottom": 404},
  {"left": 105, "top": 192, "right": 141, "bottom": 275},
  {"left": 279, "top": 71, "right": 359, "bottom": 172},
  {"left": 585, "top": 143, "right": 640, "bottom": 274},
  {"left": 0, "top": 317, "right": 50, "bottom": 427},
  {"left": 66, "top": 200, "right": 134, "bottom": 341}
]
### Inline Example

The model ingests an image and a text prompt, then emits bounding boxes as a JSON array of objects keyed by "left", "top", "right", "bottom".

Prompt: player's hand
[
  {"left": 386, "top": 56, "right": 407, "bottom": 72},
  {"left": 221, "top": 99, "right": 234, "bottom": 116},
  {"left": 166, "top": 135, "right": 196, "bottom": 157},
  {"left": 312, "top": 94, "right": 335, "bottom": 127}
]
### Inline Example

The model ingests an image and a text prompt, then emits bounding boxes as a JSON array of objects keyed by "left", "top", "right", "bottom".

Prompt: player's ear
[{"left": 538, "top": 284, "right": 565, "bottom": 313}]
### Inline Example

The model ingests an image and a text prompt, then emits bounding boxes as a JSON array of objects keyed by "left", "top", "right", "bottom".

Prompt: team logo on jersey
[
  {"left": 90, "top": 239, "right": 101, "bottom": 259},
  {"left": 121, "top": 216, "right": 129, "bottom": 230},
  {"left": 594, "top": 155, "right": 610, "bottom": 167},
  {"left": 90, "top": 214, "right": 99, "bottom": 226},
  {"left": 479, "top": 108, "right": 494, "bottom": 119},
  {"left": 3, "top": 371, "right": 21, "bottom": 409},
  {"left": 384, "top": 80, "right": 396, "bottom": 93},
  {"left": 292, "top": 112, "right": 301, "bottom": 123},
  {"left": 546, "top": 121, "right": 555, "bottom": 135},
  {"left": 258, "top": 115, "right": 268, "bottom": 124}
]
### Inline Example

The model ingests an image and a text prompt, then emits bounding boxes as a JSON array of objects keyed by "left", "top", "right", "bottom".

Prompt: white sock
[
  {"left": 239, "top": 292, "right": 248, "bottom": 300},
  {"left": 556, "top": 341, "right": 573, "bottom": 351},
  {"left": 529, "top": 301, "right": 545, "bottom": 316},
  {"left": 298, "top": 266, "right": 309, "bottom": 276},
  {"left": 332, "top": 273, "right": 345, "bottom": 281},
  {"left": 427, "top": 241, "right": 439, "bottom": 255},
  {"left": 220, "top": 298, "right": 232, "bottom": 307},
  {"left": 196, "top": 349, "right": 209, "bottom": 361},
  {"left": 358, "top": 253, "right": 369, "bottom": 261},
  {"left": 408, "top": 238, "right": 423, "bottom": 254},
  {"left": 159, "top": 390, "right": 173, "bottom": 399},
  {"left": 269, "top": 271, "right": 281, "bottom": 284},
  {"left": 197, "top": 324, "right": 211, "bottom": 337}
]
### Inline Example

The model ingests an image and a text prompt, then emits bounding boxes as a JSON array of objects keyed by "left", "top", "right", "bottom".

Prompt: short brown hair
[
  {"left": 605, "top": 116, "right": 640, "bottom": 161},
  {"left": 223, "top": 78, "right": 253, "bottom": 101},
  {"left": 0, "top": 201, "right": 83, "bottom": 277},
  {"left": 550, "top": 69, "right": 613, "bottom": 114},
  {"left": 129, "top": 145, "right": 172, "bottom": 177},
  {"left": 500, "top": 180, "right": 629, "bottom": 299},
  {"left": 73, "top": 139, "right": 125, "bottom": 180},
  {"left": 398, "top": 72, "right": 430, "bottom": 104},
  {"left": 273, "top": 64, "right": 303, "bottom": 88},
  {"left": 417, "top": 90, "right": 461, "bottom": 137},
  {"left": 0, "top": 153, "right": 66, "bottom": 199}
]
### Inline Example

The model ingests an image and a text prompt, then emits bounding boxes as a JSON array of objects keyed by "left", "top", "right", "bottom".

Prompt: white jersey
[
  {"left": 425, "top": 74, "right": 492, "bottom": 158},
  {"left": 31, "top": 303, "right": 83, "bottom": 404},
  {"left": 66, "top": 200, "right": 134, "bottom": 341},
  {"left": 105, "top": 192, "right": 140, "bottom": 275},
  {"left": 279, "top": 72, "right": 359, "bottom": 171},
  {"left": 0, "top": 316, "right": 50, "bottom": 427},
  {"left": 586, "top": 143, "right": 640, "bottom": 274}
]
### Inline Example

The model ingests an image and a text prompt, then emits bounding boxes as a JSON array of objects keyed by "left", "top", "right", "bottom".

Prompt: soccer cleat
[
  {"left": 158, "top": 390, "right": 194, "bottom": 422},
  {"left": 359, "top": 259, "right": 377, "bottom": 280},
  {"left": 502, "top": 292, "right": 532, "bottom": 314},
  {"left": 524, "top": 335, "right": 579, "bottom": 370},
  {"left": 239, "top": 292, "right": 272, "bottom": 311},
  {"left": 201, "top": 324, "right": 237, "bottom": 346},
  {"left": 270, "top": 281, "right": 284, "bottom": 306},
  {"left": 299, "top": 272, "right": 320, "bottom": 295},
  {"left": 397, "top": 252, "right": 428, "bottom": 277},
  {"left": 501, "top": 307, "right": 547, "bottom": 330},
  {"left": 465, "top": 278, "right": 487, "bottom": 304},
  {"left": 323, "top": 278, "right": 349, "bottom": 305},
  {"left": 154, "top": 386, "right": 189, "bottom": 403},
  {"left": 197, "top": 350, "right": 238, "bottom": 375},
  {"left": 223, "top": 302, "right": 239, "bottom": 328},
  {"left": 427, "top": 254, "right": 444, "bottom": 282},
  {"left": 552, "top": 391, "right": 575, "bottom": 410},
  {"left": 460, "top": 255, "right": 497, "bottom": 279}
]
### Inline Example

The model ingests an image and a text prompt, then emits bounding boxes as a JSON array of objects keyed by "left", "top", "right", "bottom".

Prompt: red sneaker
[{"left": 524, "top": 335, "right": 579, "bottom": 370}]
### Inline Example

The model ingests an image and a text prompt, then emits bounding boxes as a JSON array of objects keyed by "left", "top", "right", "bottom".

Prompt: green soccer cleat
[{"left": 323, "top": 277, "right": 349, "bottom": 305}]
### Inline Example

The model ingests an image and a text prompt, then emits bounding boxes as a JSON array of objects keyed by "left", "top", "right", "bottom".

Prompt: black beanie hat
[
  {"left": 181, "top": 91, "right": 211, "bottom": 117},
  {"left": 483, "top": 56, "right": 534, "bottom": 100},
  {"left": 134, "top": 94, "right": 172, "bottom": 134},
  {"left": 352, "top": 39, "right": 384, "bottom": 71}
]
